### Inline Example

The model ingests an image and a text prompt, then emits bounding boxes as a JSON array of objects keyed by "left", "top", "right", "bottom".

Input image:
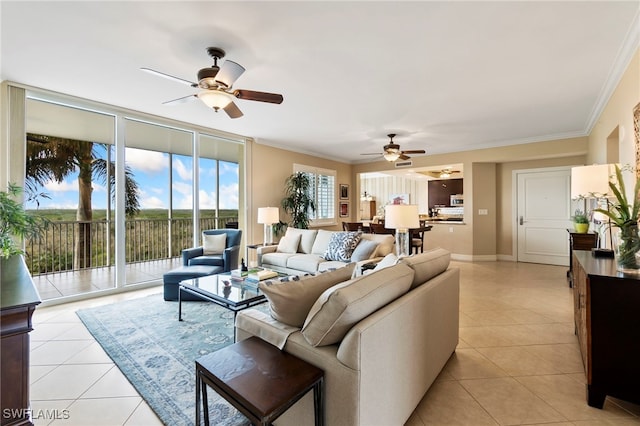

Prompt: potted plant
[
  {"left": 572, "top": 209, "right": 589, "bottom": 233},
  {"left": 594, "top": 165, "right": 640, "bottom": 273},
  {"left": 0, "top": 183, "right": 48, "bottom": 259},
  {"left": 281, "top": 172, "right": 316, "bottom": 229}
]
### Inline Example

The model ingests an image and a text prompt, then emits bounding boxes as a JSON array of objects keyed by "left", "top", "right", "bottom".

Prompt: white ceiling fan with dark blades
[
  {"left": 141, "top": 47, "right": 283, "bottom": 119},
  {"left": 360, "top": 134, "right": 426, "bottom": 162}
]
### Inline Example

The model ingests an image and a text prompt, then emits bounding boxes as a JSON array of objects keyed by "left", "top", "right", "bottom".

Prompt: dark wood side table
[
  {"left": 1, "top": 256, "right": 41, "bottom": 426},
  {"left": 566, "top": 230, "right": 597, "bottom": 287},
  {"left": 572, "top": 250, "right": 640, "bottom": 408},
  {"left": 195, "top": 336, "right": 324, "bottom": 426}
]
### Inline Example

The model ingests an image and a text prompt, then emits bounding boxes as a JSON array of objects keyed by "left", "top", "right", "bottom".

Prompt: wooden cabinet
[
  {"left": 1, "top": 256, "right": 40, "bottom": 426},
  {"left": 428, "top": 179, "right": 463, "bottom": 207},
  {"left": 360, "top": 200, "right": 376, "bottom": 220},
  {"left": 572, "top": 251, "right": 640, "bottom": 408},
  {"left": 566, "top": 230, "right": 597, "bottom": 287}
]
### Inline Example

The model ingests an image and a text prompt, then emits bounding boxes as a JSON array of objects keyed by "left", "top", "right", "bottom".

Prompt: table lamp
[
  {"left": 257, "top": 207, "right": 279, "bottom": 245},
  {"left": 385, "top": 204, "right": 419, "bottom": 257}
]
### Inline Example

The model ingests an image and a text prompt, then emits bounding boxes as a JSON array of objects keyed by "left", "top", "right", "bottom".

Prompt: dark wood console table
[
  {"left": 566, "top": 230, "right": 597, "bottom": 288},
  {"left": 572, "top": 250, "right": 640, "bottom": 408},
  {"left": 1, "top": 256, "right": 40, "bottom": 426}
]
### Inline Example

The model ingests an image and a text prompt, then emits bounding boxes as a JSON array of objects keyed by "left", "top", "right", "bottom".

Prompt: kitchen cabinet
[
  {"left": 360, "top": 200, "right": 376, "bottom": 220},
  {"left": 428, "top": 179, "right": 463, "bottom": 207}
]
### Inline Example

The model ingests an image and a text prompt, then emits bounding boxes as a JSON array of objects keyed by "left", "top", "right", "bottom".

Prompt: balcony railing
[{"left": 25, "top": 216, "right": 237, "bottom": 275}]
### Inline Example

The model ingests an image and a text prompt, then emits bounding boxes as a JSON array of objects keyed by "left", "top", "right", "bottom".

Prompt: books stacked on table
[{"left": 246, "top": 269, "right": 279, "bottom": 282}]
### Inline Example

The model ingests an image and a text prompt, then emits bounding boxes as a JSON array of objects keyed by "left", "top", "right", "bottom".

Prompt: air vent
[{"left": 395, "top": 160, "right": 413, "bottom": 168}]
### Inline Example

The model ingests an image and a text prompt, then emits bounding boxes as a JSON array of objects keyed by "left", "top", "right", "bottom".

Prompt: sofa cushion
[
  {"left": 301, "top": 262, "right": 414, "bottom": 346},
  {"left": 360, "top": 233, "right": 395, "bottom": 257},
  {"left": 350, "top": 239, "right": 379, "bottom": 262},
  {"left": 399, "top": 248, "right": 451, "bottom": 289},
  {"left": 277, "top": 232, "right": 301, "bottom": 254},
  {"left": 261, "top": 252, "right": 297, "bottom": 268},
  {"left": 284, "top": 228, "right": 318, "bottom": 254},
  {"left": 323, "top": 231, "right": 361, "bottom": 262},
  {"left": 202, "top": 233, "right": 226, "bottom": 255},
  {"left": 286, "top": 254, "right": 327, "bottom": 274},
  {"left": 311, "top": 229, "right": 334, "bottom": 255},
  {"left": 259, "top": 263, "right": 356, "bottom": 327}
]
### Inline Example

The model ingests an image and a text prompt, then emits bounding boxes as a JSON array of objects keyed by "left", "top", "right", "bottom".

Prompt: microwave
[{"left": 450, "top": 194, "right": 464, "bottom": 206}]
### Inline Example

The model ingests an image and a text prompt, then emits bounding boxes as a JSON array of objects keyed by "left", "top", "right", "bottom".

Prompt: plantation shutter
[{"left": 294, "top": 164, "right": 337, "bottom": 226}]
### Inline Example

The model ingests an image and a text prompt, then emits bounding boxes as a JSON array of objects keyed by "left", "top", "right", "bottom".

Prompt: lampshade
[
  {"left": 383, "top": 151, "right": 400, "bottom": 162},
  {"left": 571, "top": 164, "right": 616, "bottom": 199},
  {"left": 197, "top": 91, "right": 233, "bottom": 109},
  {"left": 384, "top": 204, "right": 419, "bottom": 230},
  {"left": 257, "top": 207, "right": 279, "bottom": 225}
]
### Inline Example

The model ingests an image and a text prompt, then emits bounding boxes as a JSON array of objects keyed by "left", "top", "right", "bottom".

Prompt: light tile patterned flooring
[{"left": 29, "top": 261, "right": 640, "bottom": 425}]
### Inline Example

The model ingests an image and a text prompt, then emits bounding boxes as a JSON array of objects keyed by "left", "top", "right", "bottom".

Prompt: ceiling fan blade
[
  {"left": 215, "top": 60, "right": 245, "bottom": 88},
  {"left": 399, "top": 154, "right": 411, "bottom": 161},
  {"left": 401, "top": 150, "right": 426, "bottom": 154},
  {"left": 233, "top": 89, "right": 284, "bottom": 104},
  {"left": 162, "top": 94, "right": 197, "bottom": 105},
  {"left": 223, "top": 101, "right": 243, "bottom": 119},
  {"left": 360, "top": 153, "right": 383, "bottom": 156},
  {"left": 141, "top": 67, "right": 197, "bottom": 87}
]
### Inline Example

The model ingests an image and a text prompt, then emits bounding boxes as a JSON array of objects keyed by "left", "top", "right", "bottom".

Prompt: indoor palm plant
[
  {"left": 594, "top": 165, "right": 640, "bottom": 272},
  {"left": 280, "top": 172, "right": 316, "bottom": 229},
  {"left": 0, "top": 183, "right": 48, "bottom": 259}
]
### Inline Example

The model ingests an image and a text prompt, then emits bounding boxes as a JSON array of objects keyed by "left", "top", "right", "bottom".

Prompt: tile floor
[{"left": 28, "top": 260, "right": 640, "bottom": 425}]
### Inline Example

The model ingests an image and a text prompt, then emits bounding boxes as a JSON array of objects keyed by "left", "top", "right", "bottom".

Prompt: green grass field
[{"left": 27, "top": 209, "right": 238, "bottom": 221}]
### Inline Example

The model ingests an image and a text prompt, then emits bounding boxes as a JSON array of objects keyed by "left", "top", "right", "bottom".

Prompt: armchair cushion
[
  {"left": 188, "top": 254, "right": 224, "bottom": 267},
  {"left": 202, "top": 233, "right": 226, "bottom": 255}
]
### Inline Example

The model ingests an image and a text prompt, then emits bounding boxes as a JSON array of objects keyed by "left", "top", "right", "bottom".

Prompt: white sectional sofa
[
  {"left": 236, "top": 248, "right": 459, "bottom": 426},
  {"left": 257, "top": 227, "right": 395, "bottom": 275}
]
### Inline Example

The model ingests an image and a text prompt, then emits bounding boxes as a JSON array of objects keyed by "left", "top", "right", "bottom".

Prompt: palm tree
[{"left": 25, "top": 133, "right": 140, "bottom": 269}]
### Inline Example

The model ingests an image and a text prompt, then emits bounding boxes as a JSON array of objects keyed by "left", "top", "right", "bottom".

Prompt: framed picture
[
  {"left": 339, "top": 202, "right": 349, "bottom": 217},
  {"left": 339, "top": 184, "right": 349, "bottom": 200},
  {"left": 390, "top": 193, "right": 409, "bottom": 205}
]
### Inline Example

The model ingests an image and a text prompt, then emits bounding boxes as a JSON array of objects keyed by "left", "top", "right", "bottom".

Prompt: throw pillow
[
  {"left": 350, "top": 239, "right": 379, "bottom": 262},
  {"left": 202, "top": 233, "right": 226, "bottom": 255},
  {"left": 301, "top": 262, "right": 414, "bottom": 347},
  {"left": 277, "top": 233, "right": 301, "bottom": 254},
  {"left": 372, "top": 253, "right": 398, "bottom": 271},
  {"left": 259, "top": 263, "right": 356, "bottom": 327},
  {"left": 323, "top": 231, "right": 361, "bottom": 262},
  {"left": 399, "top": 247, "right": 451, "bottom": 289}
]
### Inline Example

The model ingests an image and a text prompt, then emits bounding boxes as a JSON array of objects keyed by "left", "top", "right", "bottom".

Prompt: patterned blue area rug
[{"left": 77, "top": 293, "right": 265, "bottom": 426}]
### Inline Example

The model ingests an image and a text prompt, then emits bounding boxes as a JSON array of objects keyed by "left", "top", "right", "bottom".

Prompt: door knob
[{"left": 519, "top": 216, "right": 524, "bottom": 225}]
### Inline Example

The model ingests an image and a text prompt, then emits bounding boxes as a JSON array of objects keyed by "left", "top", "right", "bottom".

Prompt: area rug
[{"left": 77, "top": 293, "right": 268, "bottom": 426}]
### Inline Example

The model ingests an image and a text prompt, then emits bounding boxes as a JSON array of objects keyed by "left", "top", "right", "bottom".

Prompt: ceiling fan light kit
[
  {"left": 198, "top": 91, "right": 234, "bottom": 110},
  {"left": 361, "top": 133, "right": 426, "bottom": 162},
  {"left": 142, "top": 46, "right": 283, "bottom": 119}
]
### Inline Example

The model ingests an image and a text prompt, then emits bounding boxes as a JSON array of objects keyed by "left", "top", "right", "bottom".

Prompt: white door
[{"left": 516, "top": 168, "right": 573, "bottom": 266}]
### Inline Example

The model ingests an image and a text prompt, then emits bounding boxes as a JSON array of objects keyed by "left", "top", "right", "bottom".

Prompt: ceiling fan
[
  {"left": 425, "top": 168, "right": 461, "bottom": 178},
  {"left": 141, "top": 47, "right": 283, "bottom": 119},
  {"left": 360, "top": 134, "right": 426, "bottom": 162}
]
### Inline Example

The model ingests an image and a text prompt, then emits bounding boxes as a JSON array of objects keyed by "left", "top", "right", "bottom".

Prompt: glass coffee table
[{"left": 177, "top": 273, "right": 270, "bottom": 322}]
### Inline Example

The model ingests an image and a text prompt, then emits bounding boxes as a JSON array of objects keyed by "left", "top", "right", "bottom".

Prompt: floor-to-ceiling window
[{"left": 18, "top": 87, "right": 246, "bottom": 302}]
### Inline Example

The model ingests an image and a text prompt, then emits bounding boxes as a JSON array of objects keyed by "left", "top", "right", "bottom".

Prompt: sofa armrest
[
  {"left": 182, "top": 247, "right": 204, "bottom": 266},
  {"left": 235, "top": 309, "right": 300, "bottom": 349},
  {"left": 257, "top": 244, "right": 278, "bottom": 266}
]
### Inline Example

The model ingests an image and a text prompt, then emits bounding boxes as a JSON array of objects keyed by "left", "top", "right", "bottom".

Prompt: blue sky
[{"left": 26, "top": 147, "right": 239, "bottom": 211}]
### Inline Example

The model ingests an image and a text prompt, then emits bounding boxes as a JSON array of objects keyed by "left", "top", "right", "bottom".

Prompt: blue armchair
[{"left": 181, "top": 229, "right": 242, "bottom": 272}]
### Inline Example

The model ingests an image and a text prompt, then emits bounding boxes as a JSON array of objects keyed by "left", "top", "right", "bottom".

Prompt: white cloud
[
  {"left": 44, "top": 179, "right": 76, "bottom": 192},
  {"left": 219, "top": 183, "right": 238, "bottom": 209},
  {"left": 125, "top": 148, "right": 168, "bottom": 173},
  {"left": 140, "top": 195, "right": 166, "bottom": 209},
  {"left": 219, "top": 162, "right": 239, "bottom": 177},
  {"left": 199, "top": 190, "right": 217, "bottom": 209},
  {"left": 172, "top": 181, "right": 192, "bottom": 197},
  {"left": 173, "top": 158, "right": 192, "bottom": 181}
]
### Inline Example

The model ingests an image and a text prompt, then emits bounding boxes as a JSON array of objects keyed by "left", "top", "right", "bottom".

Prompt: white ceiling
[{"left": 2, "top": 1, "right": 639, "bottom": 164}]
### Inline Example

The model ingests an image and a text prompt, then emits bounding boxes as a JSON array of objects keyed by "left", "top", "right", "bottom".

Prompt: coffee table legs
[{"left": 178, "top": 285, "right": 183, "bottom": 321}]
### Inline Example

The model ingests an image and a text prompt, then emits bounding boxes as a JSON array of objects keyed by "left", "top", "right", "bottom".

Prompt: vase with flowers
[{"left": 594, "top": 165, "right": 640, "bottom": 273}]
